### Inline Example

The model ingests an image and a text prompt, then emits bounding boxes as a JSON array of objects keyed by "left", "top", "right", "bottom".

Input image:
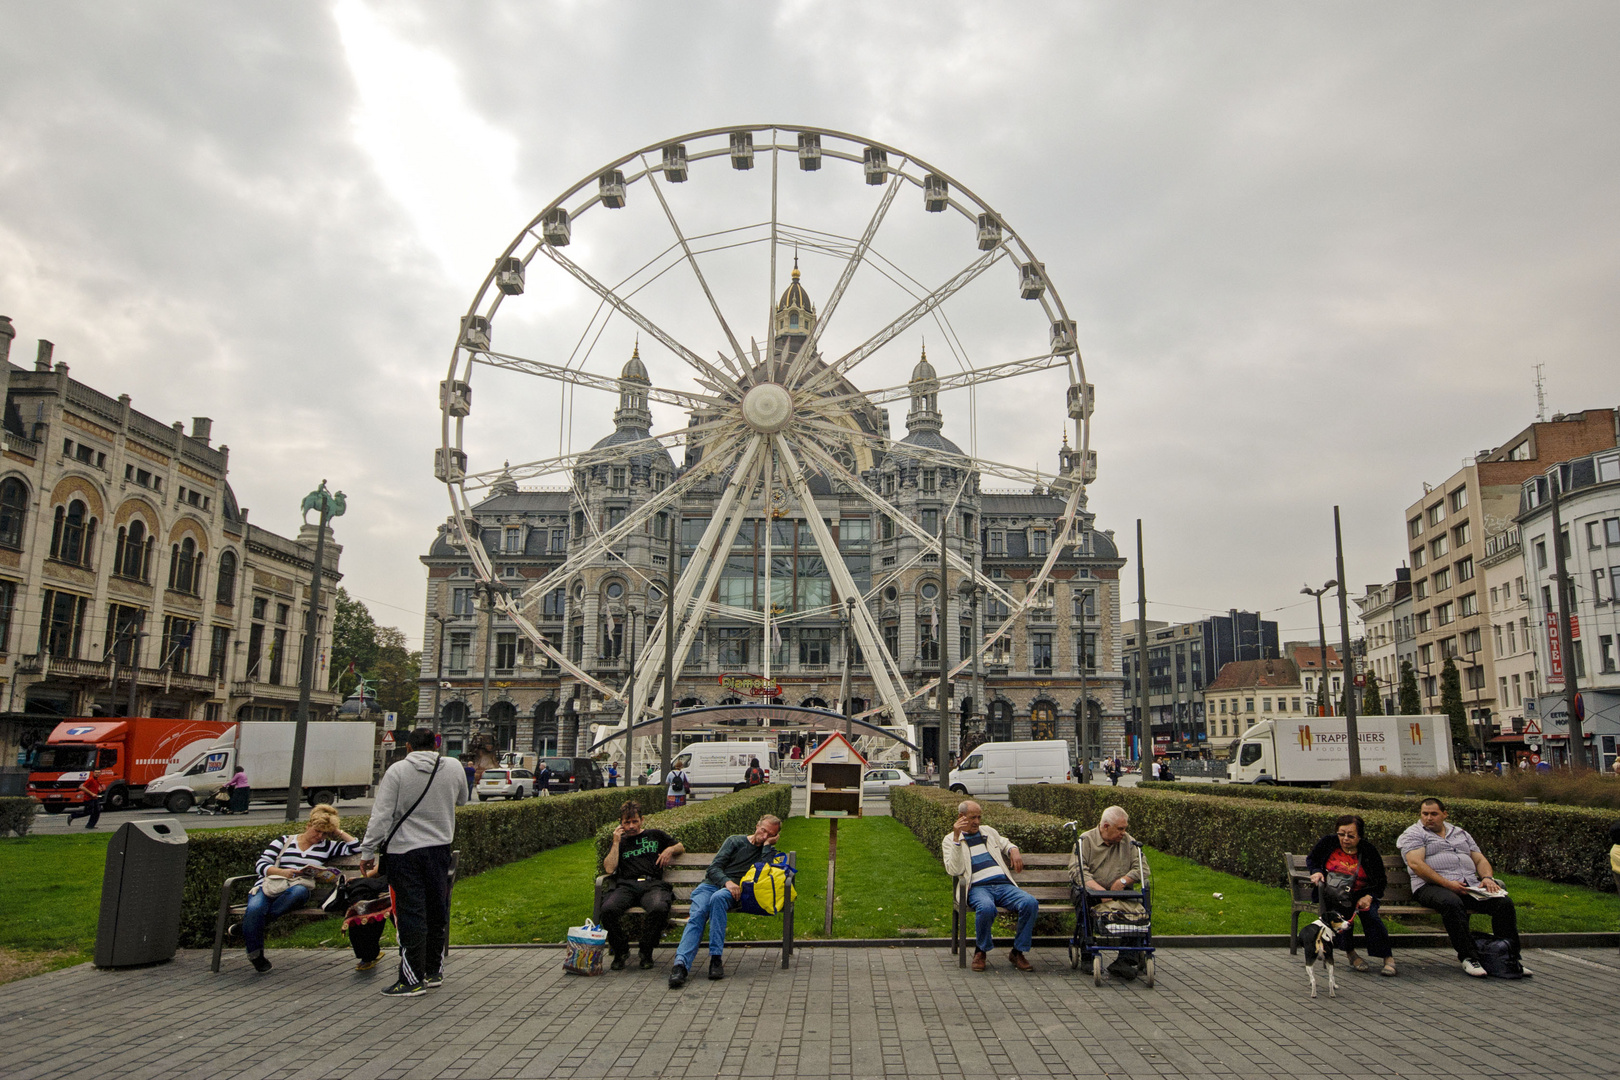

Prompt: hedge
[
  {"left": 889, "top": 785, "right": 1075, "bottom": 860},
  {"left": 592, "top": 783, "right": 792, "bottom": 866},
  {"left": 1017, "top": 784, "right": 1618, "bottom": 892},
  {"left": 0, "top": 797, "right": 37, "bottom": 838},
  {"left": 178, "top": 786, "right": 635, "bottom": 948}
]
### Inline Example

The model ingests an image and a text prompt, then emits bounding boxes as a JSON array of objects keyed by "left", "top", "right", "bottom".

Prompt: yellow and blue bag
[{"left": 737, "top": 852, "right": 797, "bottom": 916}]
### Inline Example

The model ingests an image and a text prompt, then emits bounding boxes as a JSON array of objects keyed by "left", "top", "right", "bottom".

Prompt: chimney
[
  {"left": 0, "top": 316, "right": 14, "bottom": 366},
  {"left": 191, "top": 417, "right": 212, "bottom": 444},
  {"left": 36, "top": 339, "right": 54, "bottom": 372}
]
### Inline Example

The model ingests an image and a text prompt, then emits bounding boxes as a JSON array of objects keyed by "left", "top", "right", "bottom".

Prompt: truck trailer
[
  {"left": 143, "top": 721, "right": 376, "bottom": 812},
  {"left": 27, "top": 718, "right": 235, "bottom": 812},
  {"left": 1226, "top": 716, "right": 1455, "bottom": 786}
]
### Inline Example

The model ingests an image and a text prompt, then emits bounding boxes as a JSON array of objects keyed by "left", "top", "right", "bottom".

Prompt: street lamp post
[
  {"left": 1333, "top": 507, "right": 1362, "bottom": 777},
  {"left": 429, "top": 613, "right": 447, "bottom": 729},
  {"left": 286, "top": 480, "right": 345, "bottom": 823},
  {"left": 623, "top": 605, "right": 638, "bottom": 787},
  {"left": 1301, "top": 582, "right": 1337, "bottom": 720}
]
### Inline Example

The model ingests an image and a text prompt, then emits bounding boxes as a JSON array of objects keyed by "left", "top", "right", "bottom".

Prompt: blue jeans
[
  {"left": 66, "top": 796, "right": 101, "bottom": 828},
  {"left": 1336, "top": 898, "right": 1393, "bottom": 960},
  {"left": 242, "top": 883, "right": 311, "bottom": 956},
  {"left": 674, "top": 882, "right": 736, "bottom": 968},
  {"left": 968, "top": 881, "right": 1039, "bottom": 954}
]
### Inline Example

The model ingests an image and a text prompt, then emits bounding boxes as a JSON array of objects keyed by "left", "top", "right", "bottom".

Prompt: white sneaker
[
  {"left": 1462, "top": 959, "right": 1487, "bottom": 977},
  {"left": 1517, "top": 962, "right": 1532, "bottom": 976}
]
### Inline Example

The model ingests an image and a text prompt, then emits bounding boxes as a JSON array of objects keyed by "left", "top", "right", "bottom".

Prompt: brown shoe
[
  {"left": 971, "top": 950, "right": 987, "bottom": 972},
  {"left": 1009, "top": 949, "right": 1034, "bottom": 972}
]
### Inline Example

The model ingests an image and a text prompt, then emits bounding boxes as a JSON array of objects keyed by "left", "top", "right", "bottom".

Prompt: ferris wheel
[{"left": 436, "top": 125, "right": 1094, "bottom": 737}]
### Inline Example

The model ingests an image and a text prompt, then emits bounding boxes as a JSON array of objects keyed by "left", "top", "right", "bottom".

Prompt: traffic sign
[{"left": 381, "top": 732, "right": 395, "bottom": 745}]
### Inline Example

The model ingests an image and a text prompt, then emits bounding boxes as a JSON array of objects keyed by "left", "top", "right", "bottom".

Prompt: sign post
[{"left": 803, "top": 733, "right": 866, "bottom": 936}]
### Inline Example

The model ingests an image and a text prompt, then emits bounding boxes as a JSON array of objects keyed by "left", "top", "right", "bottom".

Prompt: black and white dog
[{"left": 1301, "top": 882, "right": 1357, "bottom": 999}]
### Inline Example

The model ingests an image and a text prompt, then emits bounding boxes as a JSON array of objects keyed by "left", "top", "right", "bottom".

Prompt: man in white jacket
[
  {"left": 942, "top": 800, "right": 1038, "bottom": 972},
  {"left": 360, "top": 726, "right": 468, "bottom": 998}
]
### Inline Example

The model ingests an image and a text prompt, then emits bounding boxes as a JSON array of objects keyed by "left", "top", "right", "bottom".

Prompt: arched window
[
  {"left": 0, "top": 479, "right": 27, "bottom": 549},
  {"left": 169, "top": 537, "right": 199, "bottom": 594},
  {"left": 216, "top": 550, "right": 238, "bottom": 605},
  {"left": 115, "top": 520, "right": 148, "bottom": 579},
  {"left": 1031, "top": 702, "right": 1057, "bottom": 741},
  {"left": 988, "top": 701, "right": 1013, "bottom": 742},
  {"left": 50, "top": 499, "right": 93, "bottom": 566}
]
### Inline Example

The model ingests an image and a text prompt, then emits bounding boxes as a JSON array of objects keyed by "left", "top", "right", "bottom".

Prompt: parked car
[
  {"left": 862, "top": 767, "right": 914, "bottom": 797},
  {"left": 477, "top": 768, "right": 536, "bottom": 801},
  {"left": 540, "top": 757, "right": 604, "bottom": 793}
]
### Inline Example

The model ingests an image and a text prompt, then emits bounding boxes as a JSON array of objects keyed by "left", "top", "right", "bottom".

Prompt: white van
[
  {"left": 948, "top": 740, "right": 1075, "bottom": 797},
  {"left": 671, "top": 742, "right": 781, "bottom": 796}
]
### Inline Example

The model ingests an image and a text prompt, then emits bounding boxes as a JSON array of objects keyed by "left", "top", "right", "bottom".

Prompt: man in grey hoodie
[{"left": 360, "top": 726, "right": 468, "bottom": 998}]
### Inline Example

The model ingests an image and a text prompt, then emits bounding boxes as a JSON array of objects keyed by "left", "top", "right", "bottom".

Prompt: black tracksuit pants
[
  {"left": 388, "top": 844, "right": 454, "bottom": 985},
  {"left": 599, "top": 879, "right": 676, "bottom": 958}
]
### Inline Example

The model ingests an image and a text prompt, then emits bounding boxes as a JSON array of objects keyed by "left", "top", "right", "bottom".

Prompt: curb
[{"left": 450, "top": 931, "right": 1619, "bottom": 950}]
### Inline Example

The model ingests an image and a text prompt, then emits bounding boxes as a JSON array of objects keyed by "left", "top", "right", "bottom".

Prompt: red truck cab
[{"left": 27, "top": 718, "right": 233, "bottom": 813}]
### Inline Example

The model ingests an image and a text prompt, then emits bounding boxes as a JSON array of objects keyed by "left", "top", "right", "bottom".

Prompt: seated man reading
[
  {"left": 943, "top": 800, "right": 1039, "bottom": 972},
  {"left": 1398, "top": 797, "right": 1527, "bottom": 978},
  {"left": 668, "top": 815, "right": 782, "bottom": 988},
  {"left": 599, "top": 801, "right": 684, "bottom": 970},
  {"left": 1069, "top": 805, "right": 1150, "bottom": 979}
]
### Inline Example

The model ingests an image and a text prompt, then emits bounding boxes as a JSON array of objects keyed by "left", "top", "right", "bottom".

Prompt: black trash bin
[{"left": 94, "top": 819, "right": 189, "bottom": 968}]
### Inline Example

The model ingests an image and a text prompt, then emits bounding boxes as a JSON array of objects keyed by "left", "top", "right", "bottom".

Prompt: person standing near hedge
[
  {"left": 944, "top": 800, "right": 1039, "bottom": 972},
  {"left": 1398, "top": 797, "right": 1526, "bottom": 978},
  {"left": 360, "top": 726, "right": 468, "bottom": 998},
  {"left": 1307, "top": 814, "right": 1395, "bottom": 977},
  {"left": 668, "top": 815, "right": 782, "bottom": 987},
  {"left": 601, "top": 801, "right": 684, "bottom": 970}
]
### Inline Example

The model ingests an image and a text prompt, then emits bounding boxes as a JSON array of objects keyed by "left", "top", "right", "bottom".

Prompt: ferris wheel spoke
[
  {"left": 793, "top": 436, "right": 1018, "bottom": 609},
  {"left": 803, "top": 350, "right": 1064, "bottom": 412},
  {"left": 773, "top": 435, "right": 912, "bottom": 725},
  {"left": 461, "top": 429, "right": 694, "bottom": 490},
  {"left": 539, "top": 245, "right": 746, "bottom": 400},
  {"left": 471, "top": 347, "right": 724, "bottom": 413},
  {"left": 796, "top": 417, "right": 1075, "bottom": 494},
  {"left": 630, "top": 436, "right": 767, "bottom": 720},
  {"left": 497, "top": 598, "right": 623, "bottom": 702},
  {"left": 795, "top": 247, "right": 1008, "bottom": 397},
  {"left": 513, "top": 440, "right": 742, "bottom": 610},
  {"left": 641, "top": 161, "right": 750, "bottom": 382},
  {"left": 781, "top": 172, "right": 904, "bottom": 390}
]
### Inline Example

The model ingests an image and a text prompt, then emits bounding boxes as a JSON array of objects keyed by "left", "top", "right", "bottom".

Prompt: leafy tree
[
  {"left": 1315, "top": 679, "right": 1330, "bottom": 717},
  {"left": 328, "top": 588, "right": 421, "bottom": 718},
  {"left": 373, "top": 625, "right": 422, "bottom": 720},
  {"left": 1440, "top": 657, "right": 1468, "bottom": 746},
  {"left": 1398, "top": 661, "right": 1421, "bottom": 715},
  {"left": 1362, "top": 671, "right": 1383, "bottom": 715}
]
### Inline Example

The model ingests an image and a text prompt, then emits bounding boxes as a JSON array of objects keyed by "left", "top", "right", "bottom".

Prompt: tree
[
  {"left": 1439, "top": 657, "right": 1468, "bottom": 746},
  {"left": 1398, "top": 661, "right": 1421, "bottom": 715},
  {"left": 1315, "top": 679, "right": 1330, "bottom": 717},
  {"left": 1362, "top": 671, "right": 1383, "bottom": 716},
  {"left": 330, "top": 587, "right": 380, "bottom": 699},
  {"left": 373, "top": 625, "right": 422, "bottom": 719}
]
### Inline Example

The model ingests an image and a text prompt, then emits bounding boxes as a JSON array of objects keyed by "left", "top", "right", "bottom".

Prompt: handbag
[
  {"left": 563, "top": 919, "right": 608, "bottom": 976},
  {"left": 256, "top": 834, "right": 300, "bottom": 897},
  {"left": 736, "top": 851, "right": 798, "bottom": 916},
  {"left": 377, "top": 756, "right": 443, "bottom": 873}
]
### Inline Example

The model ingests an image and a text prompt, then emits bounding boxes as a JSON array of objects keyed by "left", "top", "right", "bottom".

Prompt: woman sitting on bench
[{"left": 240, "top": 804, "right": 359, "bottom": 973}]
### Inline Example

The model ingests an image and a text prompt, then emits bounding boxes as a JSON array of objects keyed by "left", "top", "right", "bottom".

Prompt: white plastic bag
[{"left": 563, "top": 919, "right": 608, "bottom": 976}]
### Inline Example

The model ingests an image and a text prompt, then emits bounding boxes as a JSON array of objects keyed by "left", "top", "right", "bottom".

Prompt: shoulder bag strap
[{"left": 382, "top": 757, "right": 443, "bottom": 852}]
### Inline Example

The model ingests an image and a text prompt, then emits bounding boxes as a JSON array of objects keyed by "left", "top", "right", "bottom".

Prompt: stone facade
[
  {"left": 0, "top": 317, "right": 342, "bottom": 736},
  {"left": 417, "top": 273, "right": 1128, "bottom": 766}
]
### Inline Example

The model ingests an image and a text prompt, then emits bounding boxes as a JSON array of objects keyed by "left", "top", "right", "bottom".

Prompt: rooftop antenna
[{"left": 1534, "top": 363, "right": 1547, "bottom": 422}]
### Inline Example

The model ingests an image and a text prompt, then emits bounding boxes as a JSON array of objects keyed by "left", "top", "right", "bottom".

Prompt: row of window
[{"left": 1410, "top": 486, "right": 1469, "bottom": 539}]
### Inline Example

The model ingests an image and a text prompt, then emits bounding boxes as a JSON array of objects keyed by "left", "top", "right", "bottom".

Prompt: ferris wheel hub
[{"left": 740, "top": 381, "right": 794, "bottom": 433}]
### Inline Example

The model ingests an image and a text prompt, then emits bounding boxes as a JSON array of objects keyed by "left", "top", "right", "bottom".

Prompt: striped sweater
[{"left": 255, "top": 834, "right": 359, "bottom": 880}]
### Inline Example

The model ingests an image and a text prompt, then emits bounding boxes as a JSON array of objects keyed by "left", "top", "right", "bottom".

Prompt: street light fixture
[{"left": 1301, "top": 581, "right": 1338, "bottom": 718}]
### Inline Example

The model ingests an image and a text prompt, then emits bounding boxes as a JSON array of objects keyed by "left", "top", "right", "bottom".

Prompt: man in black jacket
[{"left": 668, "top": 815, "right": 781, "bottom": 987}]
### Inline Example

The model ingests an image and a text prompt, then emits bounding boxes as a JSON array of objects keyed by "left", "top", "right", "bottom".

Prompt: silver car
[
  {"left": 862, "top": 767, "right": 914, "bottom": 797},
  {"left": 477, "top": 768, "right": 535, "bottom": 801}
]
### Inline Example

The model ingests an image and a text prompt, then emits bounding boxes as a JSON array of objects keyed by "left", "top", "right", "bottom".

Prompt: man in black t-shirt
[{"left": 600, "top": 801, "right": 685, "bottom": 969}]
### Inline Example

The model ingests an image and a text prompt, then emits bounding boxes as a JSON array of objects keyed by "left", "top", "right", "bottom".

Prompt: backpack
[
  {"left": 736, "top": 851, "right": 798, "bottom": 916},
  {"left": 1472, "top": 934, "right": 1526, "bottom": 979}
]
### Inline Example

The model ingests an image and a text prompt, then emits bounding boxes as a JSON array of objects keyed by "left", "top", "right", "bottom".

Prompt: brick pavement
[{"left": 1, "top": 945, "right": 1616, "bottom": 1079}]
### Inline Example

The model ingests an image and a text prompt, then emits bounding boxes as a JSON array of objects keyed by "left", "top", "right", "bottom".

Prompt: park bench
[
  {"left": 211, "top": 851, "right": 460, "bottom": 972},
  {"left": 1285, "top": 851, "right": 1437, "bottom": 954},
  {"left": 950, "top": 852, "right": 1074, "bottom": 967},
  {"left": 593, "top": 850, "right": 797, "bottom": 968}
]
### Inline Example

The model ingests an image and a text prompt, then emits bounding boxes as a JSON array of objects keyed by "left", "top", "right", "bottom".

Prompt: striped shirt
[
  {"left": 964, "top": 832, "right": 1010, "bottom": 887},
  {"left": 255, "top": 834, "right": 359, "bottom": 880}
]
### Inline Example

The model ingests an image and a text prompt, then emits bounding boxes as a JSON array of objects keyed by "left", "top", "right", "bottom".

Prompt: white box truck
[
  {"left": 1227, "top": 716, "right": 1455, "bottom": 786},
  {"left": 144, "top": 721, "right": 376, "bottom": 812}
]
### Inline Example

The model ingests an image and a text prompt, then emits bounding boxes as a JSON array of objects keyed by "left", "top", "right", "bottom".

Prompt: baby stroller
[{"left": 1064, "top": 821, "right": 1156, "bottom": 987}]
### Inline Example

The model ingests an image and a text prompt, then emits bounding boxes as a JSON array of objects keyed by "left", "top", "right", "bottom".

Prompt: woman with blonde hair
[{"left": 239, "top": 804, "right": 358, "bottom": 972}]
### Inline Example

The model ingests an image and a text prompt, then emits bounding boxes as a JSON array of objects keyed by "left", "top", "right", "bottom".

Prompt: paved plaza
[{"left": 1, "top": 943, "right": 1615, "bottom": 1079}]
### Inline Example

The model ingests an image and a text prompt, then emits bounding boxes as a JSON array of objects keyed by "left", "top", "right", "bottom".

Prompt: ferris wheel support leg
[{"left": 774, "top": 436, "right": 913, "bottom": 730}]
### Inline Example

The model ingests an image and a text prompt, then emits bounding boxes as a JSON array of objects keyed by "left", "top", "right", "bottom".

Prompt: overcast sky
[{"left": 3, "top": 1, "right": 1616, "bottom": 650}]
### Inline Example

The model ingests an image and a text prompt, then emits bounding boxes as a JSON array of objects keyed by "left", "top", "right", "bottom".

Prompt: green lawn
[{"left": 6, "top": 819, "right": 1616, "bottom": 975}]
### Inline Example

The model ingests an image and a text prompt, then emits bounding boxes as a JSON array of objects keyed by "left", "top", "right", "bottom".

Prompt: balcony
[
  {"left": 24, "top": 655, "right": 220, "bottom": 695},
  {"left": 230, "top": 680, "right": 342, "bottom": 706}
]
